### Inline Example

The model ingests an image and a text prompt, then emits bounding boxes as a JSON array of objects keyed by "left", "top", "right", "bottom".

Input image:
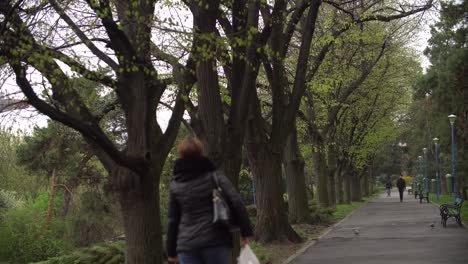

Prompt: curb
[{"left": 282, "top": 199, "right": 370, "bottom": 264}]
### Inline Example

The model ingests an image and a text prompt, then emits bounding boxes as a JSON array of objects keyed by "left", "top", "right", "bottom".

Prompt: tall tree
[
  {"left": 0, "top": 1, "right": 194, "bottom": 263},
  {"left": 246, "top": 1, "right": 433, "bottom": 242},
  {"left": 284, "top": 123, "right": 310, "bottom": 224},
  {"left": 418, "top": 0, "right": 467, "bottom": 197}
]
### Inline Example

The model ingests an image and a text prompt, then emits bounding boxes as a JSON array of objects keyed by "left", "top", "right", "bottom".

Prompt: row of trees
[
  {"left": 404, "top": 0, "right": 467, "bottom": 198},
  {"left": 0, "top": 0, "right": 434, "bottom": 263}
]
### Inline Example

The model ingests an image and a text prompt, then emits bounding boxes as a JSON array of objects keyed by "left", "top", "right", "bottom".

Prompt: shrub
[
  {"left": 68, "top": 191, "right": 118, "bottom": 247},
  {"left": 0, "top": 189, "right": 24, "bottom": 210},
  {"left": 402, "top": 176, "right": 413, "bottom": 186},
  {"left": 33, "top": 241, "right": 125, "bottom": 264},
  {"left": 0, "top": 205, "right": 72, "bottom": 263},
  {"left": 308, "top": 202, "right": 335, "bottom": 223}
]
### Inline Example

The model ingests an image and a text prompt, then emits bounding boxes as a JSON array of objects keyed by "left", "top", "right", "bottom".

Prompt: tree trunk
[
  {"left": 45, "top": 169, "right": 56, "bottom": 231},
  {"left": 59, "top": 176, "right": 79, "bottom": 219},
  {"left": 247, "top": 146, "right": 301, "bottom": 243},
  {"left": 245, "top": 96, "right": 301, "bottom": 243},
  {"left": 327, "top": 146, "right": 337, "bottom": 208},
  {"left": 119, "top": 168, "right": 163, "bottom": 264},
  {"left": 361, "top": 171, "right": 369, "bottom": 197},
  {"left": 327, "top": 170, "right": 336, "bottom": 208},
  {"left": 60, "top": 188, "right": 71, "bottom": 219},
  {"left": 351, "top": 172, "right": 361, "bottom": 202},
  {"left": 313, "top": 148, "right": 329, "bottom": 207},
  {"left": 284, "top": 126, "right": 310, "bottom": 224},
  {"left": 192, "top": 1, "right": 224, "bottom": 166},
  {"left": 336, "top": 164, "right": 344, "bottom": 204},
  {"left": 344, "top": 172, "right": 352, "bottom": 204}
]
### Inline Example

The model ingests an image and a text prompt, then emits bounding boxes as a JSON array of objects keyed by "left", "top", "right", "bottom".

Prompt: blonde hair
[{"left": 176, "top": 137, "right": 203, "bottom": 158}]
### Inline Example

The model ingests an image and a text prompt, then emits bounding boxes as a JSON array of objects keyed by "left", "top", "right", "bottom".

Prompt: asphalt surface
[{"left": 291, "top": 190, "right": 468, "bottom": 264}]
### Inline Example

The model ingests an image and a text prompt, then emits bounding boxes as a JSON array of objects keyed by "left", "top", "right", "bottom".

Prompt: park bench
[
  {"left": 440, "top": 198, "right": 464, "bottom": 227},
  {"left": 419, "top": 191, "right": 429, "bottom": 203},
  {"left": 413, "top": 183, "right": 421, "bottom": 199},
  {"left": 415, "top": 185, "right": 429, "bottom": 203}
]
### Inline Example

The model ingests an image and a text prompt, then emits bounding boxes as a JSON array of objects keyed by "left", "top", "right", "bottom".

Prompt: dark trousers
[
  {"left": 178, "top": 246, "right": 230, "bottom": 264},
  {"left": 398, "top": 188, "right": 404, "bottom": 201}
]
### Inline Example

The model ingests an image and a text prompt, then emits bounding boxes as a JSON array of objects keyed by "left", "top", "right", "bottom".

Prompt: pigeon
[
  {"left": 352, "top": 228, "right": 360, "bottom": 235},
  {"left": 430, "top": 223, "right": 435, "bottom": 228}
]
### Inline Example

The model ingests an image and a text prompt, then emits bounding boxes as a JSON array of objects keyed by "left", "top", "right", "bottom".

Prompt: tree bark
[
  {"left": 191, "top": 0, "right": 224, "bottom": 165},
  {"left": 336, "top": 164, "right": 344, "bottom": 204},
  {"left": 284, "top": 126, "right": 310, "bottom": 224},
  {"left": 247, "top": 146, "right": 301, "bottom": 243},
  {"left": 119, "top": 167, "right": 163, "bottom": 264},
  {"left": 364, "top": 168, "right": 371, "bottom": 197},
  {"left": 45, "top": 169, "right": 56, "bottom": 231},
  {"left": 351, "top": 172, "right": 362, "bottom": 202},
  {"left": 327, "top": 170, "right": 336, "bottom": 208},
  {"left": 313, "top": 147, "right": 329, "bottom": 207},
  {"left": 246, "top": 96, "right": 301, "bottom": 243},
  {"left": 60, "top": 187, "right": 72, "bottom": 219},
  {"left": 344, "top": 171, "right": 352, "bottom": 204},
  {"left": 327, "top": 146, "right": 337, "bottom": 208}
]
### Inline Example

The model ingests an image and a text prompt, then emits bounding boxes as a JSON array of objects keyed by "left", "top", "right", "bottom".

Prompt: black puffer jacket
[{"left": 166, "top": 156, "right": 253, "bottom": 257}]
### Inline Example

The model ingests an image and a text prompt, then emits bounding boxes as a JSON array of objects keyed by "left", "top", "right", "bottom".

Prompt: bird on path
[
  {"left": 430, "top": 223, "right": 435, "bottom": 228},
  {"left": 352, "top": 228, "right": 360, "bottom": 235}
]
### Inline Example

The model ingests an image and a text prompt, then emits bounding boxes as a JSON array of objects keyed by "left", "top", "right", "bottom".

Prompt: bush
[
  {"left": 308, "top": 202, "right": 335, "bottom": 223},
  {"left": 402, "top": 176, "right": 413, "bottom": 186},
  {"left": 69, "top": 191, "right": 119, "bottom": 247},
  {"left": 0, "top": 189, "right": 24, "bottom": 210},
  {"left": 0, "top": 205, "right": 72, "bottom": 263},
  {"left": 33, "top": 241, "right": 125, "bottom": 264}
]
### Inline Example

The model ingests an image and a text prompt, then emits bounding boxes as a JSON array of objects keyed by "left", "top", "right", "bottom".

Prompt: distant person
[
  {"left": 166, "top": 137, "right": 253, "bottom": 264},
  {"left": 385, "top": 181, "right": 392, "bottom": 197},
  {"left": 396, "top": 174, "right": 406, "bottom": 202}
]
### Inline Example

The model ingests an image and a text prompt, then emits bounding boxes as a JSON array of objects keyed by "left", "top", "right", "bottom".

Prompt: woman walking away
[{"left": 166, "top": 137, "right": 253, "bottom": 264}]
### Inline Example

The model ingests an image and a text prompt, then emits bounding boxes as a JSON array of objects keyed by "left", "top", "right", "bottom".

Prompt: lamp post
[
  {"left": 423, "top": 148, "right": 428, "bottom": 195},
  {"left": 433, "top": 138, "right": 440, "bottom": 201},
  {"left": 418, "top": 155, "right": 423, "bottom": 194},
  {"left": 448, "top": 114, "right": 457, "bottom": 202}
]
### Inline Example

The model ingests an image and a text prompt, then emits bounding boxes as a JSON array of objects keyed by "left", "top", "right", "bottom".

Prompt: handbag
[{"left": 212, "top": 171, "right": 231, "bottom": 227}]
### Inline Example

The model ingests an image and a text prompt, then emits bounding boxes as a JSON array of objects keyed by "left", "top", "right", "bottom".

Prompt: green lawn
[
  {"left": 429, "top": 193, "right": 467, "bottom": 221},
  {"left": 330, "top": 201, "right": 365, "bottom": 221},
  {"left": 330, "top": 191, "right": 382, "bottom": 222}
]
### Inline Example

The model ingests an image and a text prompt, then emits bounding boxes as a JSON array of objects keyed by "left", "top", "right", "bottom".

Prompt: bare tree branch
[{"left": 49, "top": 0, "right": 119, "bottom": 70}]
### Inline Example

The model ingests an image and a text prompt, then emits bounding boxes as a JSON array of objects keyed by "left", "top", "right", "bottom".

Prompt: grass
[
  {"left": 331, "top": 191, "right": 383, "bottom": 222},
  {"left": 429, "top": 193, "right": 468, "bottom": 221},
  {"left": 330, "top": 201, "right": 365, "bottom": 221}
]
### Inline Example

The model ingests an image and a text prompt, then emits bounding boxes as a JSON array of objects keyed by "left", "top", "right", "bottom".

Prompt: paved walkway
[{"left": 292, "top": 190, "right": 468, "bottom": 264}]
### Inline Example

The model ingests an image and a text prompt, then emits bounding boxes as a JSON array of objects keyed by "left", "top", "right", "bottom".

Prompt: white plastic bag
[{"left": 238, "top": 245, "right": 260, "bottom": 264}]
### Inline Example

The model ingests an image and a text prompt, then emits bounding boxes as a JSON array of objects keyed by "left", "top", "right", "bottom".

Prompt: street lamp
[
  {"left": 423, "top": 148, "right": 428, "bottom": 195},
  {"left": 448, "top": 114, "right": 457, "bottom": 202},
  {"left": 433, "top": 138, "right": 440, "bottom": 201},
  {"left": 418, "top": 155, "right": 423, "bottom": 195}
]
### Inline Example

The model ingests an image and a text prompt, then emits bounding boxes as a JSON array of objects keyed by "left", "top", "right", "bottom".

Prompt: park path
[{"left": 291, "top": 190, "right": 468, "bottom": 264}]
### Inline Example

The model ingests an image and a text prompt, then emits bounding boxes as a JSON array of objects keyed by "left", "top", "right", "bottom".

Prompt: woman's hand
[{"left": 168, "top": 256, "right": 178, "bottom": 263}]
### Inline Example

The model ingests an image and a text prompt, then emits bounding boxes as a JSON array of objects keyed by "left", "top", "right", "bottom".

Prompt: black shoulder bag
[{"left": 212, "top": 171, "right": 231, "bottom": 227}]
